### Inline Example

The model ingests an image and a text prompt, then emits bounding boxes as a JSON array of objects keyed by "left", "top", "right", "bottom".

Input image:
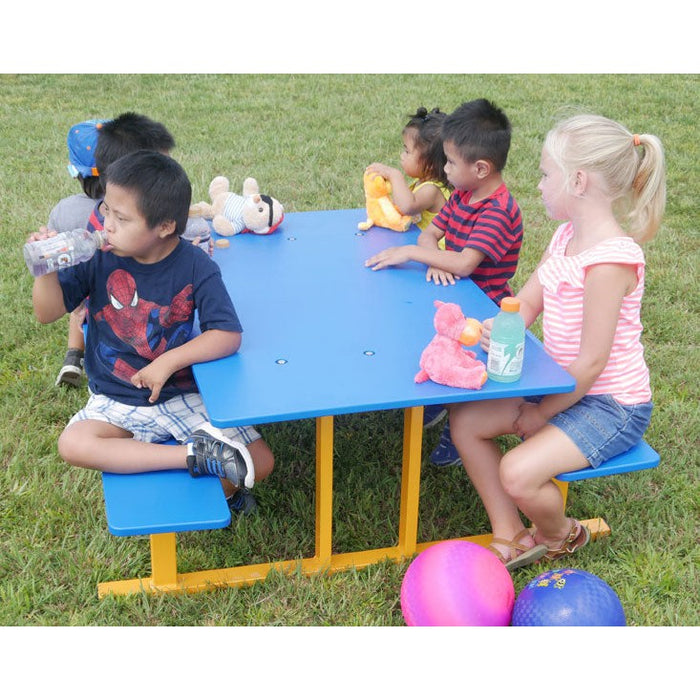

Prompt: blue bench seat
[
  {"left": 98, "top": 446, "right": 230, "bottom": 597},
  {"left": 556, "top": 439, "right": 660, "bottom": 482}
]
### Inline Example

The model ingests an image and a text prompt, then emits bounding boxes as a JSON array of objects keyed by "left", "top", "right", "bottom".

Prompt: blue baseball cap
[{"left": 67, "top": 119, "right": 108, "bottom": 178}]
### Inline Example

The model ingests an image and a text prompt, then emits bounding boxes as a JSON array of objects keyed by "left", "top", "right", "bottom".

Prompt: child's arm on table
[
  {"left": 365, "top": 221, "right": 485, "bottom": 287},
  {"left": 131, "top": 329, "right": 241, "bottom": 404},
  {"left": 514, "top": 262, "right": 636, "bottom": 439}
]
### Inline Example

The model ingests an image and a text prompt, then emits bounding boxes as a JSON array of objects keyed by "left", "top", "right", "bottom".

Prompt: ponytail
[
  {"left": 629, "top": 133, "right": 666, "bottom": 242},
  {"left": 545, "top": 114, "right": 667, "bottom": 243}
]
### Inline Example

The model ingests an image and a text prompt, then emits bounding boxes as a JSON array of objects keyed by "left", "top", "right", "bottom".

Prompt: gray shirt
[{"left": 47, "top": 194, "right": 98, "bottom": 232}]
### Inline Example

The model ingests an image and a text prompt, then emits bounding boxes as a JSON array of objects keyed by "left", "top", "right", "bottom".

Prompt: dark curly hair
[{"left": 403, "top": 107, "right": 449, "bottom": 187}]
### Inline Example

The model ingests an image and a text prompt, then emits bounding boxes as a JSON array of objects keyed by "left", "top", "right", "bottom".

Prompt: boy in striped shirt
[
  {"left": 365, "top": 98, "right": 522, "bottom": 303},
  {"left": 365, "top": 99, "right": 523, "bottom": 465}
]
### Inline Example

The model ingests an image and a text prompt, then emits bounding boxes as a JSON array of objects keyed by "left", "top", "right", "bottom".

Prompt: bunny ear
[{"left": 434, "top": 300, "right": 444, "bottom": 308}]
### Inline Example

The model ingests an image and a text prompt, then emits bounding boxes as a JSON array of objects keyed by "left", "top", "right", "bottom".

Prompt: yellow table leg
[
  {"left": 315, "top": 415, "right": 334, "bottom": 566},
  {"left": 398, "top": 405, "right": 424, "bottom": 557}
]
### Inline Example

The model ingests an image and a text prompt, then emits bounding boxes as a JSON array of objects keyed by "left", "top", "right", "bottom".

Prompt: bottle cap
[{"left": 501, "top": 296, "right": 520, "bottom": 312}]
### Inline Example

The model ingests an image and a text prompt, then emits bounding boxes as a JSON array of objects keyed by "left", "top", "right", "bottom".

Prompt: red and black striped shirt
[{"left": 433, "top": 183, "right": 523, "bottom": 304}]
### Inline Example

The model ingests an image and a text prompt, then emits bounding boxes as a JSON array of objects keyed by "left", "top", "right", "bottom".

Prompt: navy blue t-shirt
[{"left": 59, "top": 240, "right": 242, "bottom": 406}]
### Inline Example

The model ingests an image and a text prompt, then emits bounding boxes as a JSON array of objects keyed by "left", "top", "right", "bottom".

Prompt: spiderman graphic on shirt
[{"left": 93, "top": 268, "right": 194, "bottom": 385}]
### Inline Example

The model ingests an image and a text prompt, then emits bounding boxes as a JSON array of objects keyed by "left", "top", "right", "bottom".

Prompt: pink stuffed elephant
[{"left": 415, "top": 301, "right": 487, "bottom": 390}]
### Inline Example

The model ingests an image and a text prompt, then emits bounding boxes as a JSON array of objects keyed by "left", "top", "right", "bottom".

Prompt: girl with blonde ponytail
[
  {"left": 447, "top": 114, "right": 666, "bottom": 570},
  {"left": 543, "top": 114, "right": 666, "bottom": 242}
]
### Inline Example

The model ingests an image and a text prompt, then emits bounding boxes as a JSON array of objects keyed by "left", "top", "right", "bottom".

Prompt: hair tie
[{"left": 633, "top": 134, "right": 641, "bottom": 147}]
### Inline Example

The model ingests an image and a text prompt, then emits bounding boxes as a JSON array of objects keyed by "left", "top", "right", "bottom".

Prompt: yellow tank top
[{"left": 410, "top": 179, "right": 451, "bottom": 248}]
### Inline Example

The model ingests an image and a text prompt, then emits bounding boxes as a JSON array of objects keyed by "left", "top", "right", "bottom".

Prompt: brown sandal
[
  {"left": 541, "top": 518, "right": 591, "bottom": 561},
  {"left": 487, "top": 528, "right": 548, "bottom": 571}
]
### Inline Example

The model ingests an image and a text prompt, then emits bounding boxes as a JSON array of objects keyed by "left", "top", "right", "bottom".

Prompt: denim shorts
[
  {"left": 526, "top": 393, "right": 653, "bottom": 467},
  {"left": 68, "top": 391, "right": 261, "bottom": 446}
]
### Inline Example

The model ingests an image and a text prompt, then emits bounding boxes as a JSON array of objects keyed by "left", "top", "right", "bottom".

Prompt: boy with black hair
[
  {"left": 365, "top": 98, "right": 522, "bottom": 301},
  {"left": 30, "top": 151, "right": 270, "bottom": 501},
  {"left": 93, "top": 111, "right": 176, "bottom": 177},
  {"left": 365, "top": 98, "right": 524, "bottom": 467}
]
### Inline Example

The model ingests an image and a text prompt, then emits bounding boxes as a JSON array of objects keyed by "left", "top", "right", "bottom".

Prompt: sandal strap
[
  {"left": 489, "top": 528, "right": 540, "bottom": 563},
  {"left": 486, "top": 543, "right": 508, "bottom": 565},
  {"left": 544, "top": 519, "right": 590, "bottom": 560},
  {"left": 490, "top": 529, "right": 532, "bottom": 555}
]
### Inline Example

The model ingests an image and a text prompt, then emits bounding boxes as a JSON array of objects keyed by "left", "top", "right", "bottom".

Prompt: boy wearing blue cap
[
  {"left": 48, "top": 119, "right": 109, "bottom": 387},
  {"left": 52, "top": 113, "right": 178, "bottom": 387},
  {"left": 48, "top": 119, "right": 108, "bottom": 234}
]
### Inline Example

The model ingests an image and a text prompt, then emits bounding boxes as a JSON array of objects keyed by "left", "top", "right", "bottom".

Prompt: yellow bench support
[{"left": 99, "top": 411, "right": 658, "bottom": 597}]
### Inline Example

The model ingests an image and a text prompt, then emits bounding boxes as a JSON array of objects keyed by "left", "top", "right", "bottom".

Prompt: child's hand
[
  {"left": 513, "top": 402, "right": 547, "bottom": 440},
  {"left": 366, "top": 163, "right": 397, "bottom": 179},
  {"left": 480, "top": 317, "right": 494, "bottom": 352},
  {"left": 26, "top": 226, "right": 57, "bottom": 243},
  {"left": 130, "top": 359, "right": 172, "bottom": 403},
  {"left": 365, "top": 246, "right": 411, "bottom": 270},
  {"left": 426, "top": 265, "right": 459, "bottom": 286}
]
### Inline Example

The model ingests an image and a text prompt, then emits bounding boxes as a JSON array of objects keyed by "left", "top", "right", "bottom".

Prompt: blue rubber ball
[{"left": 512, "top": 569, "right": 626, "bottom": 626}]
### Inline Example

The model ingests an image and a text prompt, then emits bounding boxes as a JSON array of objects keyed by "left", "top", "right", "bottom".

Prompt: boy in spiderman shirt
[{"left": 30, "top": 150, "right": 268, "bottom": 498}]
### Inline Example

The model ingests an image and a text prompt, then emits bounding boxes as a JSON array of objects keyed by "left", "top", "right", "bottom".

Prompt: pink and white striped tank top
[{"left": 537, "top": 222, "right": 651, "bottom": 404}]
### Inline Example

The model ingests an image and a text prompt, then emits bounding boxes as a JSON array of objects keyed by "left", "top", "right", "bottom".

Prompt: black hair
[
  {"left": 105, "top": 151, "right": 191, "bottom": 236},
  {"left": 403, "top": 107, "right": 449, "bottom": 186},
  {"left": 95, "top": 112, "right": 176, "bottom": 179},
  {"left": 78, "top": 174, "right": 104, "bottom": 200},
  {"left": 442, "top": 99, "right": 512, "bottom": 171}
]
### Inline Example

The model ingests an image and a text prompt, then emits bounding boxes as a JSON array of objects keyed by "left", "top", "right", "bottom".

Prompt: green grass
[{"left": 0, "top": 75, "right": 698, "bottom": 632}]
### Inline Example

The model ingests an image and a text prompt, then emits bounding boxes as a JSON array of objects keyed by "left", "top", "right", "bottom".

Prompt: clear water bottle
[
  {"left": 181, "top": 217, "right": 212, "bottom": 253},
  {"left": 24, "top": 229, "right": 107, "bottom": 277},
  {"left": 487, "top": 296, "right": 525, "bottom": 383}
]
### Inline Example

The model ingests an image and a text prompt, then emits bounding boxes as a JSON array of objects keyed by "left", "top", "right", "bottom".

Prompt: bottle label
[
  {"left": 487, "top": 339, "right": 524, "bottom": 378},
  {"left": 38, "top": 238, "right": 78, "bottom": 271}
]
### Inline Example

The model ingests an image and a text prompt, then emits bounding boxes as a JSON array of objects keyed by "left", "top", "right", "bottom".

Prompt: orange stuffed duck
[{"left": 358, "top": 171, "right": 413, "bottom": 232}]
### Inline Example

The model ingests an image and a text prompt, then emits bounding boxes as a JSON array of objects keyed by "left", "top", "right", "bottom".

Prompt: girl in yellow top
[
  {"left": 366, "top": 107, "right": 452, "bottom": 246},
  {"left": 366, "top": 107, "right": 454, "bottom": 449}
]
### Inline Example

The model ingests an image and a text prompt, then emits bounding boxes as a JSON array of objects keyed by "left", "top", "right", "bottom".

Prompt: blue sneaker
[
  {"left": 430, "top": 423, "right": 462, "bottom": 467},
  {"left": 227, "top": 488, "right": 258, "bottom": 516},
  {"left": 186, "top": 425, "right": 255, "bottom": 488},
  {"left": 423, "top": 404, "right": 447, "bottom": 429}
]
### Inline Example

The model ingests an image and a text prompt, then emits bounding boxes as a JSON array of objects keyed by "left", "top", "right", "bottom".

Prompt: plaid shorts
[{"left": 67, "top": 391, "right": 261, "bottom": 445}]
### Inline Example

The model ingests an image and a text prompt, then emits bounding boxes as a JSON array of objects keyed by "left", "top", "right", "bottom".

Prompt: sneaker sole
[
  {"left": 55, "top": 365, "right": 83, "bottom": 387},
  {"left": 423, "top": 408, "right": 447, "bottom": 429},
  {"left": 430, "top": 457, "right": 463, "bottom": 468},
  {"left": 195, "top": 424, "right": 255, "bottom": 489}
]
